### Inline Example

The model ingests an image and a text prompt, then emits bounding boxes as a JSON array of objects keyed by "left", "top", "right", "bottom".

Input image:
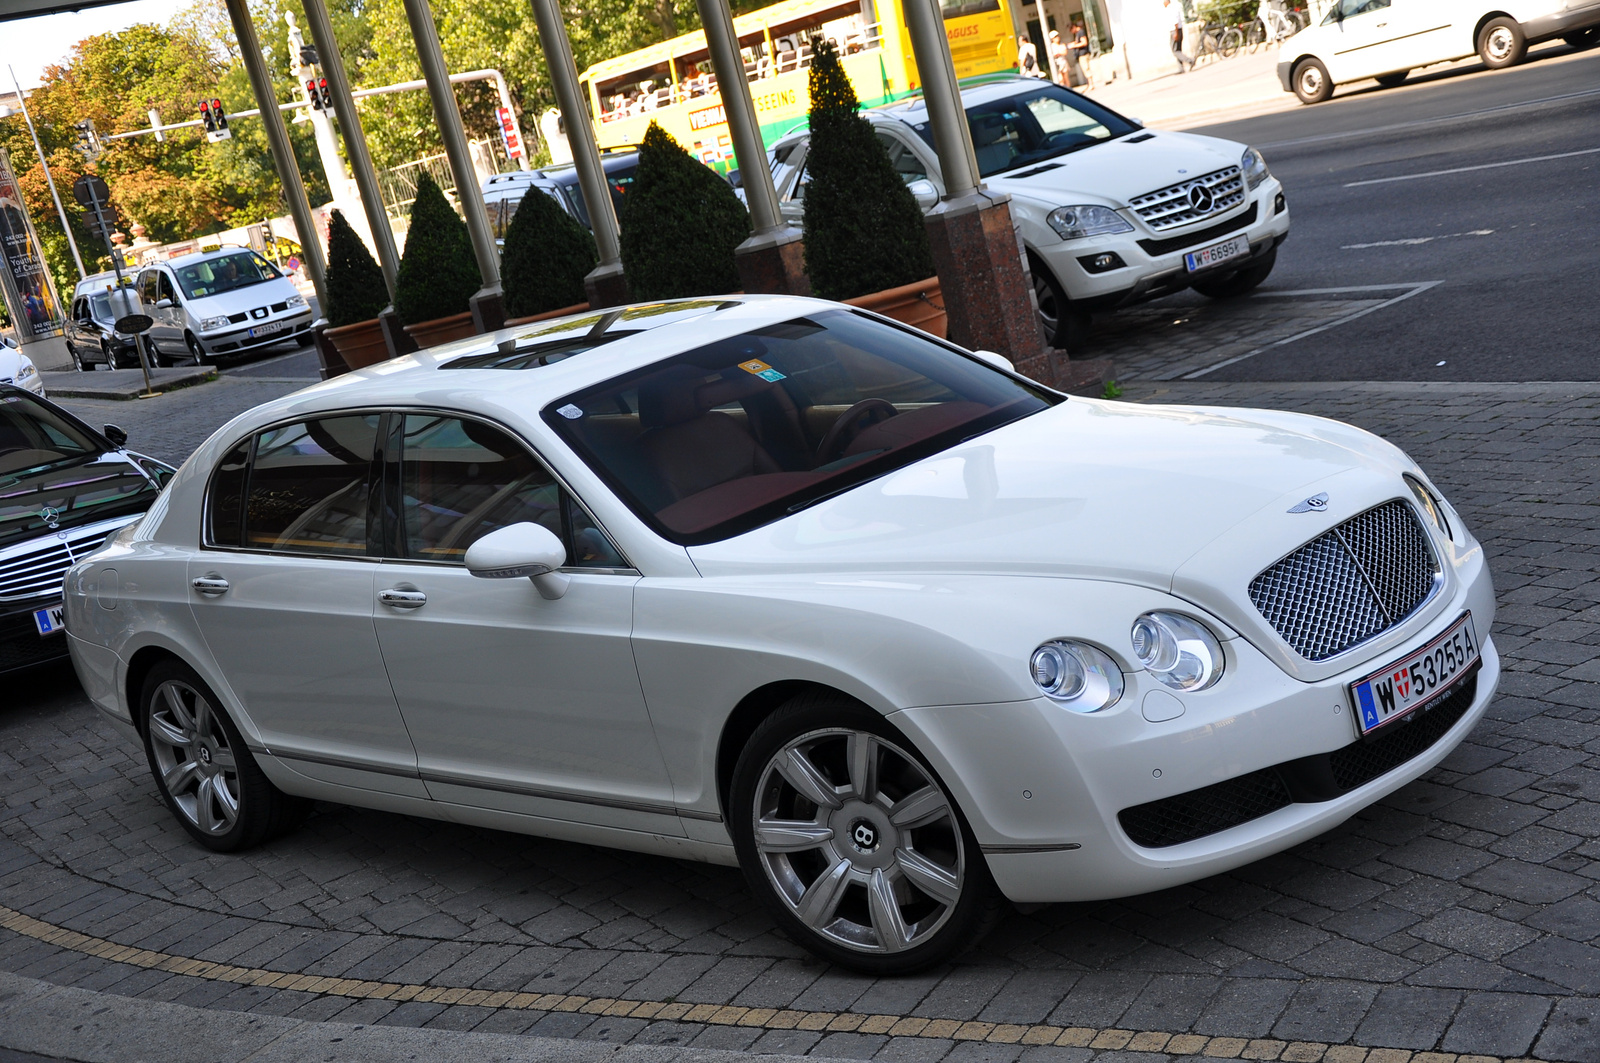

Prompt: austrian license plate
[
  {"left": 1349, "top": 613, "right": 1479, "bottom": 738},
  {"left": 1184, "top": 235, "right": 1250, "bottom": 273},
  {"left": 248, "top": 320, "right": 287, "bottom": 338},
  {"left": 33, "top": 603, "right": 65, "bottom": 636}
]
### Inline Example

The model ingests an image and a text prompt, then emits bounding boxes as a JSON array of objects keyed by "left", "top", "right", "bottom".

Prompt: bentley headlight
[
  {"left": 1241, "top": 146, "right": 1270, "bottom": 191},
  {"left": 1047, "top": 204, "right": 1134, "bottom": 240},
  {"left": 198, "top": 315, "right": 231, "bottom": 332},
  {"left": 1404, "top": 474, "right": 1463, "bottom": 545},
  {"left": 1130, "top": 612, "right": 1224, "bottom": 692},
  {"left": 1030, "top": 640, "right": 1124, "bottom": 712}
]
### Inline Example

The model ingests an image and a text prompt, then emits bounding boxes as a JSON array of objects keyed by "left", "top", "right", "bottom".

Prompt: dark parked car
[
  {"left": 0, "top": 385, "right": 173, "bottom": 675},
  {"left": 66, "top": 286, "right": 143, "bottom": 370}
]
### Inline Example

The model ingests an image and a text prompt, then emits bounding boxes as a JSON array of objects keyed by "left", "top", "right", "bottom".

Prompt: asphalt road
[{"left": 1186, "top": 42, "right": 1600, "bottom": 382}]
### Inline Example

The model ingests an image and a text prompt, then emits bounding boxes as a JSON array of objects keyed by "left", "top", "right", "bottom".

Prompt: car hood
[
  {"left": 0, "top": 452, "right": 159, "bottom": 550},
  {"left": 687, "top": 397, "right": 1412, "bottom": 594},
  {"left": 987, "top": 130, "right": 1245, "bottom": 207},
  {"left": 182, "top": 278, "right": 301, "bottom": 315}
]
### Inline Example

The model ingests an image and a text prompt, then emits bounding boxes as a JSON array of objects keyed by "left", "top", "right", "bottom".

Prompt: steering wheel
[{"left": 815, "top": 398, "right": 899, "bottom": 466}]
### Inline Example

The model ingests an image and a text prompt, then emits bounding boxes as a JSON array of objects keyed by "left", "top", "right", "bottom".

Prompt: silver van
[{"left": 136, "top": 248, "right": 315, "bottom": 364}]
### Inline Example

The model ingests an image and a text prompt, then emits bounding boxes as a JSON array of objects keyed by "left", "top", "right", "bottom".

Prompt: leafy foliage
[
  {"left": 1195, "top": 0, "right": 1257, "bottom": 26},
  {"left": 324, "top": 209, "right": 390, "bottom": 327},
  {"left": 394, "top": 173, "right": 481, "bottom": 324},
  {"left": 801, "top": 41, "right": 934, "bottom": 301},
  {"left": 618, "top": 122, "right": 749, "bottom": 300},
  {"left": 501, "top": 189, "right": 596, "bottom": 317}
]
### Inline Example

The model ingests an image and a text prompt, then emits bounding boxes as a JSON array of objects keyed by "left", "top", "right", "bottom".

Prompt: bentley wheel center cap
[{"left": 849, "top": 819, "right": 879, "bottom": 854}]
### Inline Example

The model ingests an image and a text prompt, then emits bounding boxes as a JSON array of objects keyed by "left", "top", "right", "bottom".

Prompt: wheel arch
[
  {"left": 125, "top": 644, "right": 184, "bottom": 737},
  {"left": 1473, "top": 11, "right": 1517, "bottom": 45},
  {"left": 714, "top": 679, "right": 866, "bottom": 820}
]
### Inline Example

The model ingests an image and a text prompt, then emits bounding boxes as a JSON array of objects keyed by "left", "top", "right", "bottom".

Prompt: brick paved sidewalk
[{"left": 4, "top": 381, "right": 1599, "bottom": 1063}]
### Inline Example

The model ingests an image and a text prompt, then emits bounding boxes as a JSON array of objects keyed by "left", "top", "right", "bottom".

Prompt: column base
[
  {"left": 735, "top": 227, "right": 811, "bottom": 296},
  {"left": 924, "top": 191, "right": 1053, "bottom": 378},
  {"left": 470, "top": 287, "right": 507, "bottom": 333},
  {"left": 379, "top": 306, "right": 418, "bottom": 362},
  {"left": 311, "top": 323, "right": 349, "bottom": 379},
  {"left": 584, "top": 261, "right": 631, "bottom": 309}
]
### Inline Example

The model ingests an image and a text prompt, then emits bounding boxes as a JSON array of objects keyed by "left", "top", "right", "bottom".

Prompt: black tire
[
  {"left": 186, "top": 334, "right": 212, "bottom": 366},
  {"left": 67, "top": 341, "right": 86, "bottom": 372},
  {"left": 1293, "top": 58, "right": 1332, "bottom": 103},
  {"left": 295, "top": 332, "right": 315, "bottom": 348},
  {"left": 142, "top": 336, "right": 170, "bottom": 368},
  {"left": 1031, "top": 259, "right": 1090, "bottom": 353},
  {"left": 1478, "top": 17, "right": 1525, "bottom": 68},
  {"left": 1564, "top": 27, "right": 1600, "bottom": 49},
  {"left": 1192, "top": 247, "right": 1278, "bottom": 299},
  {"left": 1374, "top": 70, "right": 1409, "bottom": 88},
  {"left": 728, "top": 692, "right": 1004, "bottom": 975},
  {"left": 1220, "top": 27, "right": 1243, "bottom": 57},
  {"left": 114, "top": 344, "right": 139, "bottom": 370},
  {"left": 139, "top": 659, "right": 309, "bottom": 852}
]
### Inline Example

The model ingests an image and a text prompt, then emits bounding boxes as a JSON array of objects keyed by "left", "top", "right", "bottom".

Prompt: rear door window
[{"left": 239, "top": 415, "right": 380, "bottom": 555}]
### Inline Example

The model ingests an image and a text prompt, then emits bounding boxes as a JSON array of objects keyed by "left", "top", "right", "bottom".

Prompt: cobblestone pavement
[{"left": 5, "top": 381, "right": 1600, "bottom": 1063}]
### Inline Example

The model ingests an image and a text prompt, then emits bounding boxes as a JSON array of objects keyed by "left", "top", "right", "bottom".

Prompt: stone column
[
  {"left": 223, "top": 0, "right": 338, "bottom": 377},
  {"left": 694, "top": 0, "right": 808, "bottom": 295},
  {"left": 401, "top": 0, "right": 506, "bottom": 332},
  {"left": 899, "top": 0, "right": 1052, "bottom": 374},
  {"left": 527, "top": 0, "right": 629, "bottom": 308}
]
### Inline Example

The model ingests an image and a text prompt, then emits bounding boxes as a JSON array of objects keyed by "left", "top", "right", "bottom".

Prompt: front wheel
[
  {"left": 1293, "top": 58, "right": 1333, "bottom": 104},
  {"left": 186, "top": 334, "right": 212, "bottom": 366},
  {"left": 1374, "top": 70, "right": 1409, "bottom": 88},
  {"left": 1564, "top": 27, "right": 1600, "bottom": 49},
  {"left": 140, "top": 659, "right": 308, "bottom": 852},
  {"left": 729, "top": 694, "right": 1002, "bottom": 974},
  {"left": 1220, "top": 28, "right": 1243, "bottom": 57},
  {"left": 1478, "top": 17, "right": 1526, "bottom": 68},
  {"left": 1031, "top": 260, "right": 1090, "bottom": 352},
  {"left": 1192, "top": 247, "right": 1277, "bottom": 299}
]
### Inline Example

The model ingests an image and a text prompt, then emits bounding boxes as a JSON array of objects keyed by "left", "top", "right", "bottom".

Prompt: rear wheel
[
  {"left": 68, "top": 341, "right": 86, "bottom": 371},
  {"left": 1220, "top": 27, "right": 1243, "bottom": 57},
  {"left": 1293, "top": 59, "right": 1332, "bottom": 104},
  {"left": 1031, "top": 260, "right": 1090, "bottom": 352},
  {"left": 1374, "top": 70, "right": 1409, "bottom": 88},
  {"left": 729, "top": 693, "right": 1002, "bottom": 975},
  {"left": 1478, "top": 17, "right": 1525, "bottom": 69},
  {"left": 139, "top": 659, "right": 309, "bottom": 852},
  {"left": 1192, "top": 247, "right": 1278, "bottom": 299}
]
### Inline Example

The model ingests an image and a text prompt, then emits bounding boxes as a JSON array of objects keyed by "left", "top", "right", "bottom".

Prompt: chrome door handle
[
  {"left": 190, "top": 575, "right": 229, "bottom": 597},
  {"left": 378, "top": 588, "right": 427, "bottom": 609}
]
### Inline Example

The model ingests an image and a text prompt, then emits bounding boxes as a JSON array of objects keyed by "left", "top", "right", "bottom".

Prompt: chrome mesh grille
[
  {"left": 1128, "top": 166, "right": 1246, "bottom": 232},
  {"left": 0, "top": 526, "right": 118, "bottom": 602},
  {"left": 1249, "top": 501, "right": 1438, "bottom": 662}
]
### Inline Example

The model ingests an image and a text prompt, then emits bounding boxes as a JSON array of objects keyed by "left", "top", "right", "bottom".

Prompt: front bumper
[
  {"left": 894, "top": 562, "right": 1497, "bottom": 903},
  {"left": 1033, "top": 179, "right": 1291, "bottom": 312},
  {"left": 1277, "top": 60, "right": 1293, "bottom": 92},
  {"left": 1524, "top": 3, "right": 1600, "bottom": 41},
  {"left": 0, "top": 599, "right": 71, "bottom": 675},
  {"left": 198, "top": 310, "right": 314, "bottom": 355}
]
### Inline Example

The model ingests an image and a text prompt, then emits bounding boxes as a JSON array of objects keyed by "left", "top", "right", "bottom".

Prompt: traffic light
[
  {"left": 200, "top": 99, "right": 216, "bottom": 133},
  {"left": 212, "top": 99, "right": 228, "bottom": 133},
  {"left": 317, "top": 78, "right": 334, "bottom": 111},
  {"left": 200, "top": 98, "right": 232, "bottom": 142},
  {"left": 306, "top": 79, "right": 323, "bottom": 111}
]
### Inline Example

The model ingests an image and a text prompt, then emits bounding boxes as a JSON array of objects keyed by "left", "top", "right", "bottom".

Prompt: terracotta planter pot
[
  {"left": 324, "top": 318, "right": 389, "bottom": 370},
  {"left": 402, "top": 310, "right": 478, "bottom": 349},
  {"left": 843, "top": 277, "right": 946, "bottom": 339},
  {"left": 504, "top": 301, "right": 590, "bottom": 327}
]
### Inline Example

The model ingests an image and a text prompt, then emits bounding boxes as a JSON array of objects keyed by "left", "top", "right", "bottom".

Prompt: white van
[
  {"left": 1280, "top": 1, "right": 1600, "bottom": 103},
  {"left": 136, "top": 248, "right": 315, "bottom": 364}
]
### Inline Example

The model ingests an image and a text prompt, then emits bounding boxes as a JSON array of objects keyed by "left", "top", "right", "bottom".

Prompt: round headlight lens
[
  {"left": 1030, "top": 640, "right": 1124, "bottom": 712},
  {"left": 1130, "top": 612, "right": 1225, "bottom": 692}
]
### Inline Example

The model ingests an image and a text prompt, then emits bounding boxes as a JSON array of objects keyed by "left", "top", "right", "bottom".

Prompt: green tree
[
  {"left": 324, "top": 209, "right": 390, "bottom": 326},
  {"left": 501, "top": 189, "right": 596, "bottom": 317},
  {"left": 801, "top": 40, "right": 934, "bottom": 300},
  {"left": 619, "top": 122, "right": 748, "bottom": 299},
  {"left": 394, "top": 172, "right": 480, "bottom": 323}
]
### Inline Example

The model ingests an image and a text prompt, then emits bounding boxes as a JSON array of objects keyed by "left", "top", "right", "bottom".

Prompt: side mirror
[
  {"left": 465, "top": 521, "right": 570, "bottom": 600},
  {"left": 907, "top": 178, "right": 940, "bottom": 211},
  {"left": 103, "top": 424, "right": 129, "bottom": 447},
  {"left": 154, "top": 298, "right": 173, "bottom": 309},
  {"left": 970, "top": 349, "right": 1014, "bottom": 373},
  {"left": 1128, "top": 116, "right": 1145, "bottom": 127}
]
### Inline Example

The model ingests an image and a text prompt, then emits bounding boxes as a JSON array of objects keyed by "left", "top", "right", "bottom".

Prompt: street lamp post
[{"left": 5, "top": 67, "right": 86, "bottom": 281}]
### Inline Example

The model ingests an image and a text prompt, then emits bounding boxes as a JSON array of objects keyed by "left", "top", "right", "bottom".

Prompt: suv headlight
[
  {"left": 198, "top": 315, "right": 231, "bottom": 331},
  {"left": 1130, "top": 612, "right": 1224, "bottom": 692},
  {"left": 16, "top": 362, "right": 36, "bottom": 379},
  {"left": 1047, "top": 204, "right": 1134, "bottom": 240},
  {"left": 285, "top": 293, "right": 306, "bottom": 308},
  {"left": 1030, "top": 640, "right": 1124, "bottom": 712},
  {"left": 1241, "top": 146, "right": 1271, "bottom": 191}
]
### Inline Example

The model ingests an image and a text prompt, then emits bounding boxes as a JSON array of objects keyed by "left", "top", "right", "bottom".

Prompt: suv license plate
[
  {"left": 248, "top": 320, "right": 287, "bottom": 338},
  {"left": 1349, "top": 613, "right": 1479, "bottom": 738},
  {"left": 1185, "top": 235, "right": 1249, "bottom": 273},
  {"left": 34, "top": 604, "right": 65, "bottom": 636}
]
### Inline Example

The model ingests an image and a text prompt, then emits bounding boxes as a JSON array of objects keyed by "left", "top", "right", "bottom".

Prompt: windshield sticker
[
  {"left": 739, "top": 359, "right": 786, "bottom": 382},
  {"left": 557, "top": 404, "right": 584, "bottom": 419}
]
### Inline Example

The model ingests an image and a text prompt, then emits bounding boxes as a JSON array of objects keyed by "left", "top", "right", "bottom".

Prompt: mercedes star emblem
[
  {"left": 40, "top": 506, "right": 61, "bottom": 528},
  {"left": 1187, "top": 182, "right": 1216, "bottom": 214}
]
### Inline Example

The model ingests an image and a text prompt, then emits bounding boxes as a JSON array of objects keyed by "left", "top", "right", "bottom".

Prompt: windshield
[
  {"left": 548, "top": 160, "right": 638, "bottom": 230},
  {"left": 907, "top": 85, "right": 1137, "bottom": 177},
  {"left": 544, "top": 309, "right": 1059, "bottom": 544},
  {"left": 173, "top": 251, "right": 281, "bottom": 300},
  {"left": 0, "top": 390, "right": 103, "bottom": 476},
  {"left": 89, "top": 294, "right": 112, "bottom": 322}
]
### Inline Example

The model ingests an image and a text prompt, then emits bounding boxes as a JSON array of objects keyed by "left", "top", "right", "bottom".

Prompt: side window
[
  {"left": 876, "top": 133, "right": 928, "bottom": 184},
  {"left": 396, "top": 413, "right": 625, "bottom": 568},
  {"left": 138, "top": 271, "right": 156, "bottom": 304},
  {"left": 244, "top": 415, "right": 379, "bottom": 555},
  {"left": 157, "top": 273, "right": 177, "bottom": 304},
  {"left": 207, "top": 438, "right": 251, "bottom": 547}
]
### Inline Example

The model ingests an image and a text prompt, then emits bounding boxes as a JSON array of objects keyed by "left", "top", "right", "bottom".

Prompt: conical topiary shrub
[
  {"left": 323, "top": 209, "right": 389, "bottom": 328},
  {"left": 802, "top": 39, "right": 935, "bottom": 301},
  {"left": 619, "top": 122, "right": 749, "bottom": 299},
  {"left": 395, "top": 172, "right": 480, "bottom": 325},
  {"left": 502, "top": 187, "right": 597, "bottom": 317}
]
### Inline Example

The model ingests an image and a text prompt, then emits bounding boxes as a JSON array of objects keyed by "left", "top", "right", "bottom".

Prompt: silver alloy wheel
[
  {"left": 1033, "top": 272, "right": 1061, "bottom": 342},
  {"left": 1484, "top": 26, "right": 1516, "bottom": 62},
  {"left": 147, "top": 679, "right": 241, "bottom": 836},
  {"left": 752, "top": 728, "right": 965, "bottom": 954},
  {"left": 1298, "top": 65, "right": 1323, "bottom": 97}
]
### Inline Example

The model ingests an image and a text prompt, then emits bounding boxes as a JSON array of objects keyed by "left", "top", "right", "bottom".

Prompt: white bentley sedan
[{"left": 64, "top": 296, "right": 1496, "bottom": 973}]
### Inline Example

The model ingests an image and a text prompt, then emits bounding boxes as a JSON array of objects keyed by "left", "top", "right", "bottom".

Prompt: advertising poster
[{"left": 0, "top": 149, "right": 65, "bottom": 338}]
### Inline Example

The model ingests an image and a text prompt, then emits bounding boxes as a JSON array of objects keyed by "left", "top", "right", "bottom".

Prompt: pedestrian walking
[
  {"left": 1166, "top": 0, "right": 1195, "bottom": 72},
  {"left": 1047, "top": 29, "right": 1071, "bottom": 86},
  {"left": 1018, "top": 36, "right": 1045, "bottom": 77},
  {"left": 1069, "top": 21, "right": 1094, "bottom": 89}
]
